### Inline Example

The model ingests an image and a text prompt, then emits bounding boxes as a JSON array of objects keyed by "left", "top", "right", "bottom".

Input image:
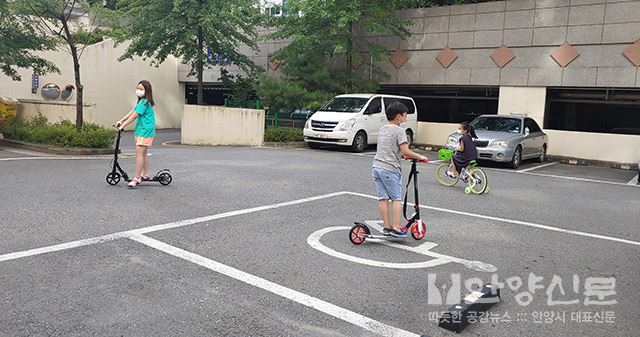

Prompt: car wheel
[
  {"left": 510, "top": 145, "right": 522, "bottom": 169},
  {"left": 536, "top": 144, "right": 547, "bottom": 163},
  {"left": 351, "top": 131, "right": 367, "bottom": 153},
  {"left": 307, "top": 142, "right": 321, "bottom": 149},
  {"left": 405, "top": 129, "right": 414, "bottom": 148}
]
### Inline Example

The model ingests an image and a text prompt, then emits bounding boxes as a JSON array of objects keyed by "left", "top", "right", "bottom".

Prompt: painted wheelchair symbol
[{"left": 307, "top": 221, "right": 497, "bottom": 272}]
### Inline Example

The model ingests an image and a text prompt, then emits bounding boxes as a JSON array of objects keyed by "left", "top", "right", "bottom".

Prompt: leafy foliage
[
  {"left": 0, "top": 116, "right": 116, "bottom": 148},
  {"left": 117, "top": 0, "right": 261, "bottom": 104},
  {"left": 13, "top": 0, "right": 121, "bottom": 129},
  {"left": 264, "top": 127, "right": 303, "bottom": 143},
  {"left": 0, "top": 0, "right": 58, "bottom": 80},
  {"left": 258, "top": 0, "right": 411, "bottom": 113},
  {"left": 219, "top": 69, "right": 259, "bottom": 109}
]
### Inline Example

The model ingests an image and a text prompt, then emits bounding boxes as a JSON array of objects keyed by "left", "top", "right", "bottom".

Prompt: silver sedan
[{"left": 445, "top": 115, "right": 549, "bottom": 169}]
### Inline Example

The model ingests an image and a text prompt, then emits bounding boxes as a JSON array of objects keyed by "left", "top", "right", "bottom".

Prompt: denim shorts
[{"left": 372, "top": 167, "right": 402, "bottom": 201}]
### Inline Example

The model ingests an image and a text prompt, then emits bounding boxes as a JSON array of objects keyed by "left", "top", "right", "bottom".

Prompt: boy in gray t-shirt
[{"left": 372, "top": 102, "right": 427, "bottom": 238}]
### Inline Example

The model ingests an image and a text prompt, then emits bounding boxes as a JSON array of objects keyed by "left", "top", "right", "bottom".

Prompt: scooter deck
[{"left": 359, "top": 234, "right": 408, "bottom": 240}]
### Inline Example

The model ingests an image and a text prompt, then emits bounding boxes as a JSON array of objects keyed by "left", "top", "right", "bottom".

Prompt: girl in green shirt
[{"left": 116, "top": 80, "right": 156, "bottom": 188}]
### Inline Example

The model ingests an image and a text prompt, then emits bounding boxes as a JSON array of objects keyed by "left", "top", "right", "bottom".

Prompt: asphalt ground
[{"left": 1, "top": 130, "right": 639, "bottom": 337}]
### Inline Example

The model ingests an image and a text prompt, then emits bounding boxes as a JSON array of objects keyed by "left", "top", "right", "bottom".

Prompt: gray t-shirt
[{"left": 372, "top": 124, "right": 408, "bottom": 173}]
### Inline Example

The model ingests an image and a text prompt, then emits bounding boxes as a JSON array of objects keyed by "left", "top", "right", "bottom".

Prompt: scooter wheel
[
  {"left": 106, "top": 172, "right": 121, "bottom": 185},
  {"left": 411, "top": 220, "right": 427, "bottom": 240},
  {"left": 349, "top": 224, "right": 368, "bottom": 245},
  {"left": 158, "top": 172, "right": 172, "bottom": 186}
]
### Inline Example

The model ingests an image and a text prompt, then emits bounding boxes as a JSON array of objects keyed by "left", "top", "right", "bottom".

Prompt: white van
[{"left": 303, "top": 94, "right": 418, "bottom": 152}]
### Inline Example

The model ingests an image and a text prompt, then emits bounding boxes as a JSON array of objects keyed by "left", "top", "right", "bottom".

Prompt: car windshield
[
  {"left": 320, "top": 97, "right": 369, "bottom": 113},
  {"left": 471, "top": 117, "right": 522, "bottom": 133}
]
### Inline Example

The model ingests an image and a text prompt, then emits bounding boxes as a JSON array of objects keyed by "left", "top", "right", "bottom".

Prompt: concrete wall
[
  {"left": 0, "top": 39, "right": 183, "bottom": 129},
  {"left": 181, "top": 105, "right": 265, "bottom": 146},
  {"left": 416, "top": 121, "right": 458, "bottom": 145},
  {"left": 546, "top": 130, "right": 640, "bottom": 164},
  {"left": 368, "top": 0, "right": 640, "bottom": 88},
  {"left": 17, "top": 99, "right": 94, "bottom": 124},
  {"left": 497, "top": 86, "right": 546, "bottom": 126}
]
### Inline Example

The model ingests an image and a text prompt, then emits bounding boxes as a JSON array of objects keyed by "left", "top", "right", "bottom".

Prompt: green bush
[
  {"left": 264, "top": 127, "right": 304, "bottom": 142},
  {"left": 0, "top": 116, "right": 116, "bottom": 148}
]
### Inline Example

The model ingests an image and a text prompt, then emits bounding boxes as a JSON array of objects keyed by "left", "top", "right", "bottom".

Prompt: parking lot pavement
[{"left": 1, "top": 137, "right": 639, "bottom": 337}]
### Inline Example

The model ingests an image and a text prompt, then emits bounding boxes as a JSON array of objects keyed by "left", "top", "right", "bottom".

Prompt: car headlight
[
  {"left": 304, "top": 119, "right": 311, "bottom": 129},
  {"left": 491, "top": 140, "right": 509, "bottom": 148},
  {"left": 338, "top": 118, "right": 356, "bottom": 131}
]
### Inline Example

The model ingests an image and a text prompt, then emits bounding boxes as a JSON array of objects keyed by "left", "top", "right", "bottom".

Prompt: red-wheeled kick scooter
[{"left": 349, "top": 158, "right": 428, "bottom": 244}]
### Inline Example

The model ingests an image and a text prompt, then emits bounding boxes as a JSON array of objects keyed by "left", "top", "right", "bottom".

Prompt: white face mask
[{"left": 135, "top": 89, "right": 145, "bottom": 98}]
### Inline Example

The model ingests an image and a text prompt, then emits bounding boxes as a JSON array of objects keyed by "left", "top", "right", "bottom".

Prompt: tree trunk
[
  {"left": 347, "top": 22, "right": 353, "bottom": 93},
  {"left": 61, "top": 17, "right": 83, "bottom": 130},
  {"left": 197, "top": 24, "right": 204, "bottom": 105},
  {"left": 196, "top": 0, "right": 205, "bottom": 105}
]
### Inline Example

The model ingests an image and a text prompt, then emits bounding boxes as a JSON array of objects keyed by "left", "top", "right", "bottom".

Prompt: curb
[
  {"left": 415, "top": 144, "right": 638, "bottom": 171},
  {"left": 262, "top": 142, "right": 306, "bottom": 148},
  {"left": 161, "top": 140, "right": 307, "bottom": 149},
  {"left": 0, "top": 138, "right": 113, "bottom": 156}
]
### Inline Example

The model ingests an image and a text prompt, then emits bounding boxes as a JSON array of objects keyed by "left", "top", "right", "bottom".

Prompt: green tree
[
  {"left": 270, "top": 0, "right": 412, "bottom": 92},
  {"left": 14, "top": 0, "right": 120, "bottom": 129},
  {"left": 118, "top": 0, "right": 260, "bottom": 105},
  {"left": 0, "top": 0, "right": 57, "bottom": 80}
]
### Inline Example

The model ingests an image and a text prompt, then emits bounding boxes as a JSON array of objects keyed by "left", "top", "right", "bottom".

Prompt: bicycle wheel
[
  {"left": 435, "top": 163, "right": 459, "bottom": 187},
  {"left": 467, "top": 168, "right": 488, "bottom": 194}
]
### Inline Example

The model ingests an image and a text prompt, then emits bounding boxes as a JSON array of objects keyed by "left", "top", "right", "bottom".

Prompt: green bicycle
[{"left": 435, "top": 148, "right": 489, "bottom": 195}]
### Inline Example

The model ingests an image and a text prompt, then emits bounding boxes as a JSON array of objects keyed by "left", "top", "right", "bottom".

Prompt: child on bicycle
[
  {"left": 448, "top": 121, "right": 478, "bottom": 178},
  {"left": 372, "top": 102, "right": 427, "bottom": 238}
]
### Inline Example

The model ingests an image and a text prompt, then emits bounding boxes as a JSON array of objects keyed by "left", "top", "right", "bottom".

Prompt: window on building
[
  {"left": 378, "top": 85, "right": 499, "bottom": 123},
  {"left": 545, "top": 88, "right": 640, "bottom": 135}
]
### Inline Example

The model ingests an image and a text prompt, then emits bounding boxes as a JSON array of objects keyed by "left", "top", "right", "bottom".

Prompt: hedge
[
  {"left": 0, "top": 116, "right": 116, "bottom": 149},
  {"left": 264, "top": 127, "right": 303, "bottom": 142}
]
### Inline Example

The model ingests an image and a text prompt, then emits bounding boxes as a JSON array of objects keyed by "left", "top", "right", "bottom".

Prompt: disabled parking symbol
[{"left": 307, "top": 221, "right": 497, "bottom": 272}]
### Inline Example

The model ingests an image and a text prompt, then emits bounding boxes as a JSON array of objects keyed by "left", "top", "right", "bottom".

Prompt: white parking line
[
  {"left": 0, "top": 156, "right": 115, "bottom": 161},
  {"left": 346, "top": 192, "right": 640, "bottom": 247},
  {"left": 521, "top": 171, "right": 638, "bottom": 187},
  {"left": 517, "top": 162, "right": 558, "bottom": 173},
  {"left": 628, "top": 174, "right": 639, "bottom": 185},
  {"left": 0, "top": 192, "right": 349, "bottom": 263},
  {"left": 130, "top": 234, "right": 421, "bottom": 337}
]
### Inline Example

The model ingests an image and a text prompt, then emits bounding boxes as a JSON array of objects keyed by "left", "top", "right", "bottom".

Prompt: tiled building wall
[
  {"left": 368, "top": 0, "right": 640, "bottom": 87},
  {"left": 180, "top": 0, "right": 640, "bottom": 88}
]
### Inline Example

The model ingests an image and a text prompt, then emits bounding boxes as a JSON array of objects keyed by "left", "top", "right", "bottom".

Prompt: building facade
[{"left": 1, "top": 0, "right": 639, "bottom": 164}]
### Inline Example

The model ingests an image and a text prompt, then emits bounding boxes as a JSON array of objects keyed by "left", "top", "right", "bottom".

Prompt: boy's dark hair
[{"left": 385, "top": 101, "right": 408, "bottom": 121}]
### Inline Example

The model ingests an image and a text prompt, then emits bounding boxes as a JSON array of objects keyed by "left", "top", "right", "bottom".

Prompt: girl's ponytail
[
  {"left": 468, "top": 125, "right": 478, "bottom": 139},
  {"left": 461, "top": 121, "right": 478, "bottom": 139}
]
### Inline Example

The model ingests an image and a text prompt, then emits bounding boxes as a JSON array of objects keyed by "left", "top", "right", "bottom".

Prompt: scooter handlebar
[{"left": 402, "top": 156, "right": 429, "bottom": 164}]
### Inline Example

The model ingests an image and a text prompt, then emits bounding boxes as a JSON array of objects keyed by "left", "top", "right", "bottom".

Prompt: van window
[
  {"left": 383, "top": 97, "right": 416, "bottom": 114},
  {"left": 366, "top": 97, "right": 382, "bottom": 114},
  {"left": 320, "top": 97, "right": 369, "bottom": 113}
]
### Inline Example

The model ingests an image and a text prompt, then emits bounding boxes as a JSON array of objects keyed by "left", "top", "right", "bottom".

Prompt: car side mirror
[{"left": 524, "top": 127, "right": 530, "bottom": 136}]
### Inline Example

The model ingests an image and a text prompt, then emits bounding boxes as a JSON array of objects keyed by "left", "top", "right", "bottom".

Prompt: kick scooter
[
  {"left": 105, "top": 128, "right": 172, "bottom": 186},
  {"left": 349, "top": 158, "right": 428, "bottom": 245}
]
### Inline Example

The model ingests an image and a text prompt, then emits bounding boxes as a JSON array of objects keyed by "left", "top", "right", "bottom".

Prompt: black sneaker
[{"left": 382, "top": 228, "right": 391, "bottom": 236}]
